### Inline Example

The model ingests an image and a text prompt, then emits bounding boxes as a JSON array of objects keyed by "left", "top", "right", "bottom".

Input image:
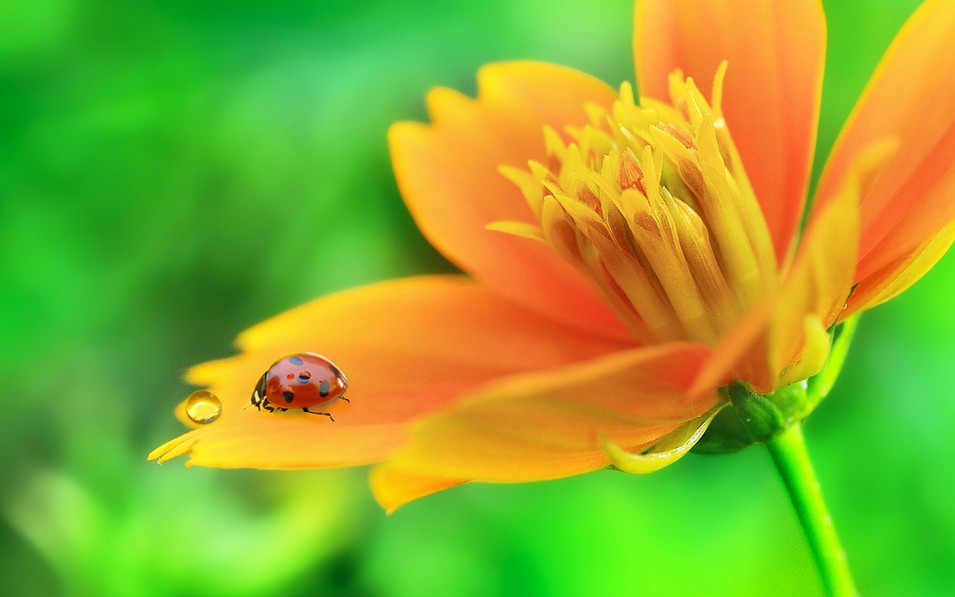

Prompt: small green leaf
[{"left": 807, "top": 315, "right": 860, "bottom": 405}]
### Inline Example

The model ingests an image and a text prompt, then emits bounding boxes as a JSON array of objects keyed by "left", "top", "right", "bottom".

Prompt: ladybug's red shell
[{"left": 253, "top": 353, "right": 348, "bottom": 410}]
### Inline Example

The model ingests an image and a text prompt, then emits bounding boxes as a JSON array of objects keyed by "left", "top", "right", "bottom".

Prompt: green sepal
[
  {"left": 806, "top": 315, "right": 859, "bottom": 409},
  {"left": 688, "top": 389, "right": 754, "bottom": 454},
  {"left": 692, "top": 382, "right": 799, "bottom": 454},
  {"left": 692, "top": 316, "right": 860, "bottom": 455}
]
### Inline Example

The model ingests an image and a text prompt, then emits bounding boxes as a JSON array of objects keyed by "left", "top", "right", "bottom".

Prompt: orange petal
[
  {"left": 391, "top": 61, "right": 629, "bottom": 341},
  {"left": 149, "top": 276, "right": 632, "bottom": 468},
  {"left": 368, "top": 468, "right": 467, "bottom": 515},
  {"left": 759, "top": 141, "right": 903, "bottom": 390},
  {"left": 847, "top": 224, "right": 955, "bottom": 315},
  {"left": 371, "top": 343, "right": 717, "bottom": 511},
  {"left": 690, "top": 143, "right": 881, "bottom": 394},
  {"left": 814, "top": 0, "right": 955, "bottom": 306},
  {"left": 767, "top": 175, "right": 858, "bottom": 382},
  {"left": 635, "top": 0, "right": 826, "bottom": 261},
  {"left": 689, "top": 296, "right": 775, "bottom": 396}
]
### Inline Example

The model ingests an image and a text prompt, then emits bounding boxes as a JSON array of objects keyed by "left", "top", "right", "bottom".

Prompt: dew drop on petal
[{"left": 184, "top": 390, "right": 221, "bottom": 424}]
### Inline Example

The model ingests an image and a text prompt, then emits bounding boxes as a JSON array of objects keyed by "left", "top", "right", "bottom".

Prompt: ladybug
[{"left": 249, "top": 353, "right": 349, "bottom": 420}]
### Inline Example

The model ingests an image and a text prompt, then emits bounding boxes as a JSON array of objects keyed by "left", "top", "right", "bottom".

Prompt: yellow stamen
[{"left": 494, "top": 64, "right": 781, "bottom": 346}]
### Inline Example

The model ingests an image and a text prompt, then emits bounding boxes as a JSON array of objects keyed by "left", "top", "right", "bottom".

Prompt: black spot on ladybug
[
  {"left": 298, "top": 371, "right": 312, "bottom": 384},
  {"left": 319, "top": 379, "right": 330, "bottom": 398},
  {"left": 282, "top": 390, "right": 295, "bottom": 403},
  {"left": 289, "top": 356, "right": 304, "bottom": 366}
]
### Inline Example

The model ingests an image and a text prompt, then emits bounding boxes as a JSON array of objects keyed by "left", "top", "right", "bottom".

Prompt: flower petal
[
  {"left": 814, "top": 0, "right": 955, "bottom": 310},
  {"left": 391, "top": 61, "right": 629, "bottom": 341},
  {"left": 766, "top": 171, "right": 860, "bottom": 386},
  {"left": 635, "top": 0, "right": 826, "bottom": 261},
  {"left": 690, "top": 144, "right": 881, "bottom": 394},
  {"left": 149, "top": 276, "right": 631, "bottom": 468},
  {"left": 368, "top": 468, "right": 468, "bottom": 516},
  {"left": 371, "top": 343, "right": 717, "bottom": 511},
  {"left": 688, "top": 297, "right": 774, "bottom": 397},
  {"left": 847, "top": 224, "right": 955, "bottom": 315}
]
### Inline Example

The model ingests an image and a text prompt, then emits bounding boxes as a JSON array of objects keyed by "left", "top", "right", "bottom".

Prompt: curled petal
[
  {"left": 601, "top": 403, "right": 726, "bottom": 474},
  {"left": 391, "top": 61, "right": 629, "bottom": 340},
  {"left": 815, "top": 0, "right": 955, "bottom": 310},
  {"left": 635, "top": 0, "right": 826, "bottom": 260},
  {"left": 371, "top": 343, "right": 718, "bottom": 511},
  {"left": 150, "top": 276, "right": 631, "bottom": 468}
]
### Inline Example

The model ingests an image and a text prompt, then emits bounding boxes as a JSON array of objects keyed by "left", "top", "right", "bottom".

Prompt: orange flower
[{"left": 151, "top": 0, "right": 955, "bottom": 513}]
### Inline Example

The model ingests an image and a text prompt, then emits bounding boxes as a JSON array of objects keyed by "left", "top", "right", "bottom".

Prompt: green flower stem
[{"left": 767, "top": 423, "right": 856, "bottom": 597}]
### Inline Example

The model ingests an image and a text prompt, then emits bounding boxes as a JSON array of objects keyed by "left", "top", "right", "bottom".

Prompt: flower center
[{"left": 495, "top": 65, "right": 780, "bottom": 345}]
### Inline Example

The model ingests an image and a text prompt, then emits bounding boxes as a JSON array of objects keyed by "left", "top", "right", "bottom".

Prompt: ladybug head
[{"left": 249, "top": 372, "right": 268, "bottom": 409}]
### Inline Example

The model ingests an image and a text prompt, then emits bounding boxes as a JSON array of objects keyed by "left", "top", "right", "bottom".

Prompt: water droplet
[{"left": 184, "top": 390, "right": 221, "bottom": 424}]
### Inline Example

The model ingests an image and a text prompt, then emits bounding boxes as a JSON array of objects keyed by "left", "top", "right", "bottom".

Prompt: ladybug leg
[
  {"left": 338, "top": 396, "right": 350, "bottom": 404},
  {"left": 303, "top": 408, "right": 334, "bottom": 422}
]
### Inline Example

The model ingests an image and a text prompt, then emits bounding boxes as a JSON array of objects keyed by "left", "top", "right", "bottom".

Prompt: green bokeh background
[{"left": 2, "top": 0, "right": 952, "bottom": 595}]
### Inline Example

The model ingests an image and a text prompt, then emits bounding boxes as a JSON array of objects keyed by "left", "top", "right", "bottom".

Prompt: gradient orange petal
[
  {"left": 371, "top": 343, "right": 717, "bottom": 511},
  {"left": 847, "top": 224, "right": 955, "bottom": 315},
  {"left": 689, "top": 145, "right": 883, "bottom": 395},
  {"left": 814, "top": 0, "right": 955, "bottom": 314},
  {"left": 391, "top": 61, "right": 630, "bottom": 341},
  {"left": 369, "top": 468, "right": 468, "bottom": 515},
  {"left": 635, "top": 0, "right": 826, "bottom": 262},
  {"left": 149, "top": 276, "right": 632, "bottom": 468},
  {"left": 767, "top": 167, "right": 861, "bottom": 388},
  {"left": 689, "top": 297, "right": 775, "bottom": 397}
]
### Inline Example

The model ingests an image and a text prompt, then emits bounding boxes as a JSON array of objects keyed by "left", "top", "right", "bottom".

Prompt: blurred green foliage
[{"left": 2, "top": 0, "right": 952, "bottom": 595}]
